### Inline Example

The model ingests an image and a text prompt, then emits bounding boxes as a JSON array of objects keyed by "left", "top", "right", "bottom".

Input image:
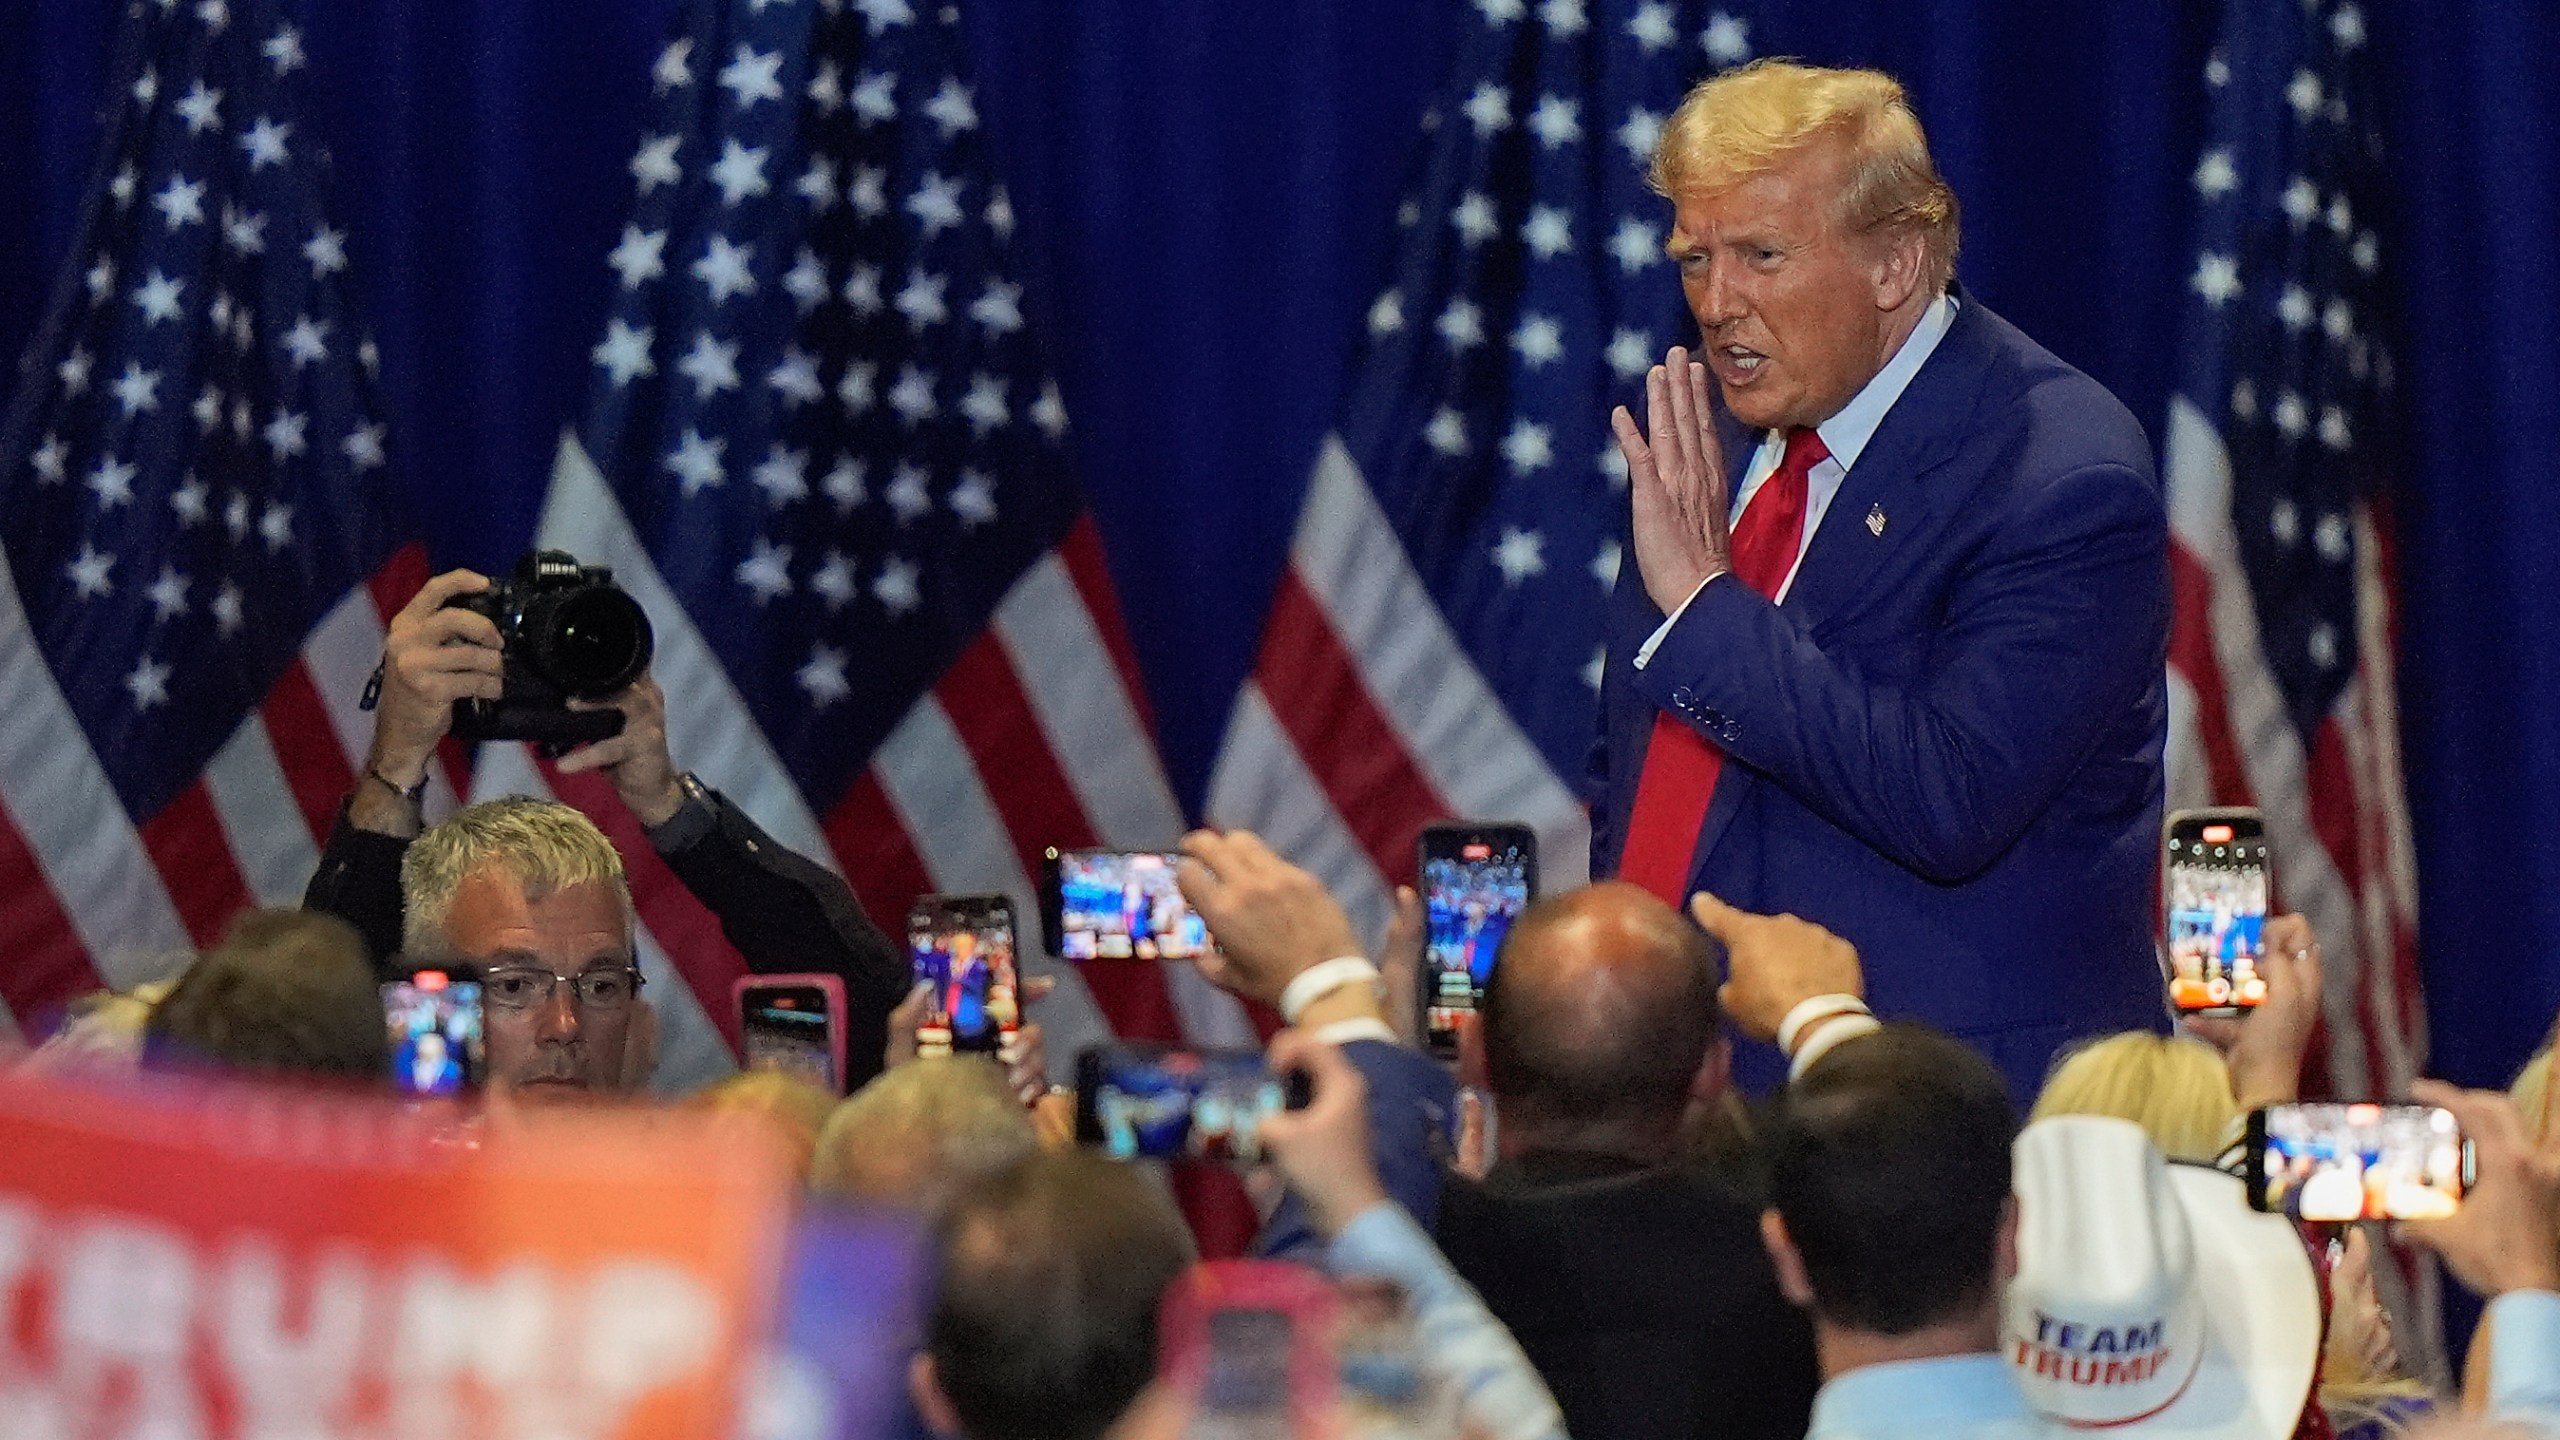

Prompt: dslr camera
[{"left": 441, "top": 550, "right": 655, "bottom": 749}]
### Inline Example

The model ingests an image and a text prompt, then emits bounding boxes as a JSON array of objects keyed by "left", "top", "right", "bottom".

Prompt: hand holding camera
[
  {"left": 355, "top": 570, "right": 505, "bottom": 834},
  {"left": 357, "top": 553, "right": 663, "bottom": 835}
]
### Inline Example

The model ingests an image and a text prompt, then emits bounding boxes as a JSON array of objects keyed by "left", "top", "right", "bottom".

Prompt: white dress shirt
[{"left": 1636, "top": 290, "right": 1958, "bottom": 668}]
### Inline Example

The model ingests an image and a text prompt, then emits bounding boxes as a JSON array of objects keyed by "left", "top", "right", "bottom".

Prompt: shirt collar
[
  {"left": 1808, "top": 289, "right": 1958, "bottom": 473},
  {"left": 1807, "top": 1353, "right": 2041, "bottom": 1440}
]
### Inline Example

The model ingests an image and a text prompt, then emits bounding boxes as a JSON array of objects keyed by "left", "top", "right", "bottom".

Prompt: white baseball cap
[{"left": 2006, "top": 1115, "right": 2319, "bottom": 1440}]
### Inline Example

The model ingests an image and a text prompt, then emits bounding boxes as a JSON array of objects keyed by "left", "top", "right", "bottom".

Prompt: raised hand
[
  {"left": 557, "top": 673, "right": 685, "bottom": 826},
  {"left": 355, "top": 569, "right": 501, "bottom": 834},
  {"left": 1688, "top": 889, "right": 1864, "bottom": 1045},
  {"left": 1611, "top": 347, "right": 1733, "bottom": 614}
]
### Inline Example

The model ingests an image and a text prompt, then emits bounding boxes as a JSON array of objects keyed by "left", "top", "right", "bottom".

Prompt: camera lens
[{"left": 536, "top": 585, "right": 654, "bottom": 698}]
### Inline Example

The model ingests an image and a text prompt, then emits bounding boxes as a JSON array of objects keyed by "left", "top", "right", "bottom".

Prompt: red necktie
[{"left": 1618, "top": 426, "right": 1830, "bottom": 906}]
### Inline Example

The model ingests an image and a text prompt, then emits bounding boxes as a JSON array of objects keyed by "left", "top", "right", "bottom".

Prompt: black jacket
[
  {"left": 1434, "top": 1149, "right": 1821, "bottom": 1440},
  {"left": 302, "top": 782, "right": 907, "bottom": 1089}
]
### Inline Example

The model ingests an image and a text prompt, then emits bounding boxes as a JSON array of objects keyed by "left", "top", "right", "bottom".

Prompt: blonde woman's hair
[
  {"left": 811, "top": 1057, "right": 1038, "bottom": 1213},
  {"left": 400, "top": 795, "right": 631, "bottom": 956},
  {"left": 2514, "top": 1044, "right": 2554, "bottom": 1145},
  {"left": 1650, "top": 58, "right": 1960, "bottom": 296},
  {"left": 2030, "top": 1032, "right": 2238, "bottom": 1164},
  {"left": 689, "top": 1069, "right": 841, "bottom": 1180}
]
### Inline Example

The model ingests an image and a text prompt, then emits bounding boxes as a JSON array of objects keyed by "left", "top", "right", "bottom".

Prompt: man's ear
[
  {"left": 1995, "top": 1192, "right": 2021, "bottom": 1287},
  {"left": 1868, "top": 225, "right": 1928, "bottom": 314},
  {"left": 1691, "top": 1034, "right": 1733, "bottom": 1109},
  {"left": 1761, "top": 1207, "right": 1818, "bottom": 1310},
  {"left": 910, "top": 1352, "right": 964, "bottom": 1438}
]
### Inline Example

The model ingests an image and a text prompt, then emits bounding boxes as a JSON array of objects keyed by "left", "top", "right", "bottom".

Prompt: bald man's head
[{"left": 1479, "top": 882, "right": 1725, "bottom": 1145}]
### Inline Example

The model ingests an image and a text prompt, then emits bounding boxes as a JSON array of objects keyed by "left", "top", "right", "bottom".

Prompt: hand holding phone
[
  {"left": 2164, "top": 808, "right": 2270, "bottom": 1016},
  {"left": 907, "top": 894, "right": 1019, "bottom": 1057},
  {"left": 1415, "top": 822, "right": 1536, "bottom": 1058},
  {"left": 1173, "top": 829, "right": 1366, "bottom": 1010},
  {"left": 1043, "top": 850, "right": 1209, "bottom": 962},
  {"left": 737, "top": 974, "right": 849, "bottom": 1094},
  {"left": 1074, "top": 1043, "right": 1308, "bottom": 1166},
  {"left": 1157, "top": 1262, "right": 1340, "bottom": 1437},
  {"left": 1254, "top": 1030, "right": 1390, "bottom": 1238},
  {"left": 2247, "top": 1102, "right": 2471, "bottom": 1221},
  {"left": 2399, "top": 1080, "right": 2560, "bottom": 1299}
]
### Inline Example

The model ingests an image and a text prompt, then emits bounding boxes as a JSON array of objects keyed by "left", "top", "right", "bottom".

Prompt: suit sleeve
[
  {"left": 656, "top": 787, "right": 909, "bottom": 1087},
  {"left": 1631, "top": 458, "right": 2168, "bottom": 884},
  {"left": 1254, "top": 1039, "right": 1454, "bottom": 1262},
  {"left": 302, "top": 802, "right": 412, "bottom": 977}
]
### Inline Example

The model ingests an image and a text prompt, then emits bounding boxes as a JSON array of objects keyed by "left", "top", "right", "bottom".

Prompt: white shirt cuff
[
  {"left": 1632, "top": 571, "right": 1724, "bottom": 670},
  {"left": 1788, "top": 1013, "right": 1883, "bottom": 1080}
]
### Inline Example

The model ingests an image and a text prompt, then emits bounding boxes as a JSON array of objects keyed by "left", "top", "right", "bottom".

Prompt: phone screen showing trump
[
  {"left": 2164, "top": 814, "right": 2268, "bottom": 1016},
  {"left": 1054, "top": 851, "right": 1210, "bottom": 962},
  {"left": 1421, "top": 829, "right": 1534, "bottom": 1057}
]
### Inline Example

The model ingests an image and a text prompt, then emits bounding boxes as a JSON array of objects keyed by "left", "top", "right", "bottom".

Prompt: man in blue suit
[{"left": 1596, "top": 60, "right": 2170, "bottom": 1098}]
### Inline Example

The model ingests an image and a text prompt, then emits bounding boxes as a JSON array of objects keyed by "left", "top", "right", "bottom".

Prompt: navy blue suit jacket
[{"left": 1593, "top": 294, "right": 2171, "bottom": 1098}]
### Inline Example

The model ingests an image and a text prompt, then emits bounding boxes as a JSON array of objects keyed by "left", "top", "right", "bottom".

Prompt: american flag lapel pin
[{"left": 1865, "top": 504, "right": 1888, "bottom": 537}]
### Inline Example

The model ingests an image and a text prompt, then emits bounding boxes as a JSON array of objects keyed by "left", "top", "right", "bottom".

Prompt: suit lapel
[
  {"left": 1685, "top": 295, "right": 1999, "bottom": 887},
  {"left": 1779, "top": 295, "right": 1997, "bottom": 637}
]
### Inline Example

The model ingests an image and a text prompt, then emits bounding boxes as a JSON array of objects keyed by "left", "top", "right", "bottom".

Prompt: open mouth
[{"left": 1710, "top": 344, "right": 1769, "bottom": 382}]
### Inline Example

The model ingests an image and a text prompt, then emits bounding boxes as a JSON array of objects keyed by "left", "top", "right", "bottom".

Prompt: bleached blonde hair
[
  {"left": 1650, "top": 58, "right": 1960, "bottom": 296},
  {"left": 400, "top": 795, "right": 632, "bottom": 956},
  {"left": 2515, "top": 1044, "right": 2554, "bottom": 1145},
  {"left": 811, "top": 1057, "right": 1038, "bottom": 1213},
  {"left": 2031, "top": 1032, "right": 2239, "bottom": 1165}
]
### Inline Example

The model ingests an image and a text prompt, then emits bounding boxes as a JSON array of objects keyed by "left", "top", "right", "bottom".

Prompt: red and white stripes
[
  {"left": 0, "top": 539, "right": 461, "bottom": 1023},
  {"left": 1207, "top": 434, "right": 1590, "bottom": 944},
  {"left": 2161, "top": 395, "right": 2436, "bottom": 1379}
]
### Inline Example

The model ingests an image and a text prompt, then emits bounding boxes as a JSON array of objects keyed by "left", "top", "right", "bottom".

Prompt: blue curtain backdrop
[{"left": 4, "top": 0, "right": 2554, "bottom": 1089}]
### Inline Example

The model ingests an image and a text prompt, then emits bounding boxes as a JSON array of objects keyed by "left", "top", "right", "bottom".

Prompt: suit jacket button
[{"left": 1670, "top": 686, "right": 1696, "bottom": 708}]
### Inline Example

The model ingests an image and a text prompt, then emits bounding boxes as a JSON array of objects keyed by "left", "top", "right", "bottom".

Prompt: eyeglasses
[{"left": 480, "top": 966, "right": 644, "bottom": 1012}]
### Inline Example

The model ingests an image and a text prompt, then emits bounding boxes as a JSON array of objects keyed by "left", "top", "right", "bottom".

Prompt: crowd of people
[{"left": 8, "top": 776, "right": 2559, "bottom": 1440}]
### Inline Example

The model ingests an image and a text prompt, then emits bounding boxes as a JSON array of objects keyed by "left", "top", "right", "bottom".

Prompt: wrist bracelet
[
  {"left": 364, "top": 766, "right": 427, "bottom": 808},
  {"left": 1776, "top": 993, "right": 1871, "bottom": 1054},
  {"left": 1279, "top": 956, "right": 1382, "bottom": 1024}
]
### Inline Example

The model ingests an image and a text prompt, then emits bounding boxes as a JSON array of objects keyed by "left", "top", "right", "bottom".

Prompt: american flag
[
  {"left": 0, "top": 0, "right": 454, "bottom": 1041},
  {"left": 500, "top": 0, "right": 1261, "bottom": 1141},
  {"left": 1204, "top": 0, "right": 1764, "bottom": 936},
  {"left": 2162, "top": 0, "right": 2435, "bottom": 1379}
]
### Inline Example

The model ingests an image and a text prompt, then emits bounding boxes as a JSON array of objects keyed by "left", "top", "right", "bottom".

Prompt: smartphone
[
  {"left": 383, "top": 971, "right": 482, "bottom": 1097},
  {"left": 1158, "top": 1261, "right": 1340, "bottom": 1436},
  {"left": 2246, "top": 1102, "right": 2473, "bottom": 1221},
  {"left": 737, "top": 973, "right": 850, "bottom": 1093},
  {"left": 2163, "top": 807, "right": 2270, "bottom": 1016},
  {"left": 1041, "top": 848, "right": 1210, "bottom": 962},
  {"left": 907, "top": 894, "right": 1020, "bottom": 1057},
  {"left": 1418, "top": 821, "right": 1537, "bottom": 1058},
  {"left": 1074, "top": 1043, "right": 1310, "bottom": 1165}
]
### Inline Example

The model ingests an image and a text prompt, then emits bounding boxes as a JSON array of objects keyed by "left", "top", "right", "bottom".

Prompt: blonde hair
[
  {"left": 400, "top": 795, "right": 631, "bottom": 956},
  {"left": 689, "top": 1070, "right": 840, "bottom": 1180},
  {"left": 810, "top": 1057, "right": 1038, "bottom": 1213},
  {"left": 1650, "top": 59, "right": 1960, "bottom": 296},
  {"left": 2515, "top": 1045, "right": 2554, "bottom": 1145},
  {"left": 2031, "top": 1032, "right": 2238, "bottom": 1164}
]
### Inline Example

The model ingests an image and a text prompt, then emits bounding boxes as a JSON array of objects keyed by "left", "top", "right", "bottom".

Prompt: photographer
[{"left": 303, "top": 567, "right": 906, "bottom": 1089}]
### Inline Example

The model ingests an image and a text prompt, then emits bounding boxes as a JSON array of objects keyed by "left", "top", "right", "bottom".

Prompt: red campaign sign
[{"left": 0, "top": 1071, "right": 795, "bottom": 1439}]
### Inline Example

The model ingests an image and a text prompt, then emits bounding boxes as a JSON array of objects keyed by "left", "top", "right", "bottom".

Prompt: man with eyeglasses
[
  {"left": 303, "top": 569, "right": 907, "bottom": 1097},
  {"left": 391, "top": 796, "right": 664, "bottom": 1100}
]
